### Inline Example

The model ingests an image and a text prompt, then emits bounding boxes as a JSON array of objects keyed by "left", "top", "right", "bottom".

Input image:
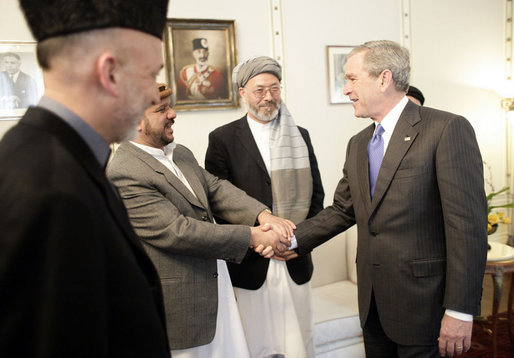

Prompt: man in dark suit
[
  {"left": 0, "top": 1, "right": 171, "bottom": 357},
  {"left": 293, "top": 40, "right": 488, "bottom": 357},
  {"left": 0, "top": 52, "right": 38, "bottom": 109},
  {"left": 107, "top": 82, "right": 293, "bottom": 357},
  {"left": 205, "top": 56, "right": 324, "bottom": 357}
]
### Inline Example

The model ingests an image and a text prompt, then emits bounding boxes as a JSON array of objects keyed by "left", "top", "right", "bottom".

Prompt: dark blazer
[
  {"left": 107, "top": 142, "right": 267, "bottom": 349},
  {"left": 294, "top": 101, "right": 488, "bottom": 345},
  {"left": 0, "top": 71, "right": 38, "bottom": 108},
  {"left": 0, "top": 107, "right": 170, "bottom": 358},
  {"left": 205, "top": 115, "right": 325, "bottom": 289},
  {"left": 13, "top": 71, "right": 39, "bottom": 107}
]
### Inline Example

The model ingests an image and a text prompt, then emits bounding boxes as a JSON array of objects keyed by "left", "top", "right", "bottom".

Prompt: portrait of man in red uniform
[{"left": 177, "top": 38, "right": 228, "bottom": 100}]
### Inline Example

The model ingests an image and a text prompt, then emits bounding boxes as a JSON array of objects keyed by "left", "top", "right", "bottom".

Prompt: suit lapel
[
  {"left": 358, "top": 124, "right": 375, "bottom": 214},
  {"left": 173, "top": 147, "right": 210, "bottom": 211},
  {"left": 370, "top": 102, "right": 420, "bottom": 213},
  {"left": 235, "top": 116, "right": 270, "bottom": 178},
  {"left": 123, "top": 142, "right": 205, "bottom": 210}
]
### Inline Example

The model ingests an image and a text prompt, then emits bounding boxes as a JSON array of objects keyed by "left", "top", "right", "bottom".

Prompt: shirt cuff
[
  {"left": 445, "top": 309, "right": 473, "bottom": 322},
  {"left": 288, "top": 235, "right": 298, "bottom": 250}
]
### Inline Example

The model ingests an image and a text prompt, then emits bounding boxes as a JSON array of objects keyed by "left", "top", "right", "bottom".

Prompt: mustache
[{"left": 259, "top": 100, "right": 278, "bottom": 108}]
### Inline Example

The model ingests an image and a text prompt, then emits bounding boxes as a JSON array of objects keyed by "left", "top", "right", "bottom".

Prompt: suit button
[
  {"left": 213, "top": 272, "right": 218, "bottom": 278},
  {"left": 202, "top": 215, "right": 208, "bottom": 221}
]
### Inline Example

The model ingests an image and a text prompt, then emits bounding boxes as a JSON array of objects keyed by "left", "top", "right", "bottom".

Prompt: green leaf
[
  {"left": 487, "top": 187, "right": 513, "bottom": 213},
  {"left": 486, "top": 187, "right": 510, "bottom": 201},
  {"left": 489, "top": 203, "right": 514, "bottom": 212}
]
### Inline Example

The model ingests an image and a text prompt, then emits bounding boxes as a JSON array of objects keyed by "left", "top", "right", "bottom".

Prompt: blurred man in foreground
[{"left": 0, "top": 0, "right": 171, "bottom": 357}]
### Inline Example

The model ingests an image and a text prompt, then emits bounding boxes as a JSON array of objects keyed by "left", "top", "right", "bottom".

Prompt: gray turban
[{"left": 232, "top": 56, "right": 282, "bottom": 88}]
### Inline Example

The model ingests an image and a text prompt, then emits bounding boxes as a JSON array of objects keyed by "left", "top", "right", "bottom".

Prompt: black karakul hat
[
  {"left": 406, "top": 85, "right": 425, "bottom": 105},
  {"left": 19, "top": 0, "right": 169, "bottom": 42}
]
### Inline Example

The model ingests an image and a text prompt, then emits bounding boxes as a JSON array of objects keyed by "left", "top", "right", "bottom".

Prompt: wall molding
[
  {"left": 505, "top": 0, "right": 514, "bottom": 193},
  {"left": 401, "top": 0, "right": 412, "bottom": 52},
  {"left": 269, "top": 0, "right": 287, "bottom": 100}
]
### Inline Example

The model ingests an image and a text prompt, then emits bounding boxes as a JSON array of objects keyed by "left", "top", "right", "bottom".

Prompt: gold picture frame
[{"left": 164, "top": 18, "right": 239, "bottom": 111}]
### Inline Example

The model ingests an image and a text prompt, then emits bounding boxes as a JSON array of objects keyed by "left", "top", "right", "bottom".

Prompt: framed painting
[
  {"left": 0, "top": 41, "right": 44, "bottom": 119},
  {"left": 163, "top": 18, "right": 238, "bottom": 111},
  {"left": 326, "top": 45, "right": 354, "bottom": 104}
]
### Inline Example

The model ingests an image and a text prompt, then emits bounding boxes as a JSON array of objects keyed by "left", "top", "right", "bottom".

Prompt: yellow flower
[
  {"left": 498, "top": 211, "right": 505, "bottom": 219},
  {"left": 488, "top": 213, "right": 499, "bottom": 225},
  {"left": 488, "top": 223, "right": 493, "bottom": 232},
  {"left": 503, "top": 217, "right": 511, "bottom": 224}
]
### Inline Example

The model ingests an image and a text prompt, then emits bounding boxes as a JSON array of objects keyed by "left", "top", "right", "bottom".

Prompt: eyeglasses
[{"left": 251, "top": 86, "right": 281, "bottom": 99}]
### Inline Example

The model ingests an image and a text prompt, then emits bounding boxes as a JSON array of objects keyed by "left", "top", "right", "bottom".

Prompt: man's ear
[
  {"left": 136, "top": 115, "right": 146, "bottom": 134},
  {"left": 136, "top": 121, "right": 143, "bottom": 133},
  {"left": 238, "top": 87, "right": 246, "bottom": 103},
  {"left": 379, "top": 69, "right": 393, "bottom": 92},
  {"left": 96, "top": 52, "right": 118, "bottom": 96}
]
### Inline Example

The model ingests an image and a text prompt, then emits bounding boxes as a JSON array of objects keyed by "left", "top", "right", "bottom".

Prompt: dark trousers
[{"left": 363, "top": 293, "right": 440, "bottom": 358}]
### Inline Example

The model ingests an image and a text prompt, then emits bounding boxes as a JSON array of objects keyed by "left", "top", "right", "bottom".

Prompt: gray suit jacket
[
  {"left": 294, "top": 101, "right": 488, "bottom": 345},
  {"left": 107, "top": 142, "right": 267, "bottom": 349}
]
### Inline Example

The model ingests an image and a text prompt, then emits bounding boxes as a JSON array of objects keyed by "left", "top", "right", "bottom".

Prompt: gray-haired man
[{"left": 206, "top": 56, "right": 325, "bottom": 357}]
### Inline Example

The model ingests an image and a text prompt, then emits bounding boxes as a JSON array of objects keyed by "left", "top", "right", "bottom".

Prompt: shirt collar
[
  {"left": 38, "top": 96, "right": 110, "bottom": 167},
  {"left": 375, "top": 96, "right": 408, "bottom": 133},
  {"left": 131, "top": 141, "right": 177, "bottom": 161}
]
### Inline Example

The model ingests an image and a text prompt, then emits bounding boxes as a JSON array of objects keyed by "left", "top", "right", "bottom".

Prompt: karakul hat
[
  {"left": 19, "top": 0, "right": 169, "bottom": 42},
  {"left": 406, "top": 85, "right": 425, "bottom": 105}
]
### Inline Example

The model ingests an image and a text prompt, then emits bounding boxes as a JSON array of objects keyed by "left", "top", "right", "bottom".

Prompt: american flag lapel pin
[{"left": 404, "top": 136, "right": 411, "bottom": 141}]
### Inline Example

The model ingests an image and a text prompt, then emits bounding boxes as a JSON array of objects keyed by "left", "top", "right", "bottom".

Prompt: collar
[
  {"left": 131, "top": 141, "right": 177, "bottom": 161},
  {"left": 375, "top": 96, "right": 409, "bottom": 133},
  {"left": 38, "top": 96, "right": 110, "bottom": 167},
  {"left": 247, "top": 115, "right": 273, "bottom": 131}
]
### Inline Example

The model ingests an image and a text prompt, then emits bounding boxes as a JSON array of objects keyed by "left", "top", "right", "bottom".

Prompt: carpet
[{"left": 462, "top": 312, "right": 514, "bottom": 357}]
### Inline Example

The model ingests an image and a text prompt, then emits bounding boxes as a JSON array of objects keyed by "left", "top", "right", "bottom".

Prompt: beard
[
  {"left": 247, "top": 98, "right": 280, "bottom": 122},
  {"left": 138, "top": 116, "right": 174, "bottom": 148}
]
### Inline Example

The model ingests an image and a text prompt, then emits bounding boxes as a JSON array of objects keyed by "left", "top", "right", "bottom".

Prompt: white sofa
[{"left": 310, "top": 226, "right": 365, "bottom": 357}]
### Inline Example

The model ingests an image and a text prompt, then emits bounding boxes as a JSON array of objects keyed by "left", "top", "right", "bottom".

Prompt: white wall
[
  {"left": 0, "top": 0, "right": 508, "bottom": 284},
  {"left": 409, "top": 0, "right": 507, "bottom": 191}
]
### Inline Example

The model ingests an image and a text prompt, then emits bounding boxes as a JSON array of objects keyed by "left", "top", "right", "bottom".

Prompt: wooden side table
[{"left": 479, "top": 250, "right": 514, "bottom": 358}]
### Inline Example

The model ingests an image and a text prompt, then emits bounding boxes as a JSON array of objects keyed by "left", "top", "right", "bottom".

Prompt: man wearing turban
[{"left": 206, "top": 56, "right": 325, "bottom": 357}]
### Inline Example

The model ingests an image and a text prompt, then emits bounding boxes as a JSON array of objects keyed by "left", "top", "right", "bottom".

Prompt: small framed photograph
[
  {"left": 0, "top": 42, "right": 44, "bottom": 120},
  {"left": 163, "top": 18, "right": 238, "bottom": 111},
  {"left": 326, "top": 46, "right": 355, "bottom": 104}
]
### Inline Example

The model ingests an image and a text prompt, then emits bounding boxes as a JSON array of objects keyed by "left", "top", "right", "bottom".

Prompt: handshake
[{"left": 249, "top": 210, "right": 299, "bottom": 260}]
